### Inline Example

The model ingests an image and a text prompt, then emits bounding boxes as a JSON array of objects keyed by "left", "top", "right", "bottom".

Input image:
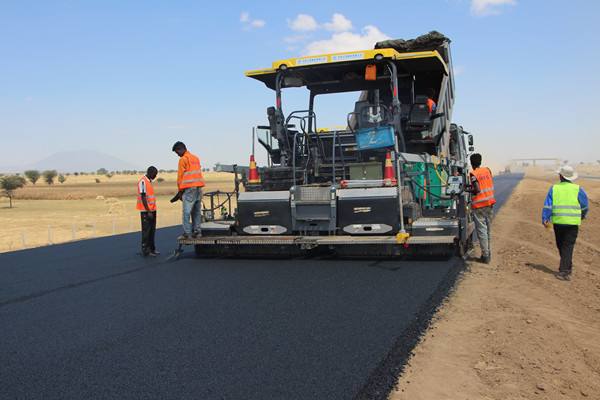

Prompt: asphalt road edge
[
  {"left": 354, "top": 174, "right": 524, "bottom": 400},
  {"left": 354, "top": 258, "right": 464, "bottom": 400}
]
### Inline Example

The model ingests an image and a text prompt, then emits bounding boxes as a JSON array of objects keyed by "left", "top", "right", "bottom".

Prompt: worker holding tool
[
  {"left": 171, "top": 141, "right": 205, "bottom": 238},
  {"left": 469, "top": 153, "right": 496, "bottom": 264},
  {"left": 137, "top": 166, "right": 159, "bottom": 256},
  {"left": 542, "top": 165, "right": 589, "bottom": 281}
]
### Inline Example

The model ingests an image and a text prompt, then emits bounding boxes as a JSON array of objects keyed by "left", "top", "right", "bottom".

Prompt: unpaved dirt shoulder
[{"left": 389, "top": 175, "right": 600, "bottom": 400}]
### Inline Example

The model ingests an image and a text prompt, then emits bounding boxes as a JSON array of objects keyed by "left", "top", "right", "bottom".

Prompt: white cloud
[
  {"left": 288, "top": 14, "right": 318, "bottom": 32},
  {"left": 470, "top": 0, "right": 516, "bottom": 16},
  {"left": 240, "top": 12, "right": 266, "bottom": 29},
  {"left": 304, "top": 25, "right": 390, "bottom": 55},
  {"left": 323, "top": 13, "right": 353, "bottom": 32}
]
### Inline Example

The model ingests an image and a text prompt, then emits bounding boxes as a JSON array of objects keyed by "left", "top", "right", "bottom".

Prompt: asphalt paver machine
[{"left": 178, "top": 32, "right": 475, "bottom": 258}]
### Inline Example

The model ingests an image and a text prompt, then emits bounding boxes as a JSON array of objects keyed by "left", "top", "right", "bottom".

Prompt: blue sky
[{"left": 1, "top": 0, "right": 599, "bottom": 171}]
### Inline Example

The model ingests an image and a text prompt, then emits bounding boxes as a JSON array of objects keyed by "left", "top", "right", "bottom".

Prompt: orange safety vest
[
  {"left": 426, "top": 98, "right": 436, "bottom": 113},
  {"left": 178, "top": 151, "right": 205, "bottom": 190},
  {"left": 136, "top": 175, "right": 157, "bottom": 211},
  {"left": 471, "top": 167, "right": 496, "bottom": 209}
]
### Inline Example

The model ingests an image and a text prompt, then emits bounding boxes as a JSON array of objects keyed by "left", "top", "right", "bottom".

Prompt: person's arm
[
  {"left": 542, "top": 187, "right": 553, "bottom": 225},
  {"left": 139, "top": 179, "right": 152, "bottom": 212},
  {"left": 579, "top": 187, "right": 589, "bottom": 220},
  {"left": 468, "top": 173, "right": 480, "bottom": 195},
  {"left": 177, "top": 157, "right": 186, "bottom": 191}
]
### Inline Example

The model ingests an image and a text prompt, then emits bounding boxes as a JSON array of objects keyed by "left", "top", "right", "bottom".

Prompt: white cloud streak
[
  {"left": 240, "top": 11, "right": 266, "bottom": 29},
  {"left": 304, "top": 25, "right": 390, "bottom": 55},
  {"left": 324, "top": 13, "right": 353, "bottom": 32},
  {"left": 288, "top": 14, "right": 318, "bottom": 32},
  {"left": 470, "top": 0, "right": 516, "bottom": 16}
]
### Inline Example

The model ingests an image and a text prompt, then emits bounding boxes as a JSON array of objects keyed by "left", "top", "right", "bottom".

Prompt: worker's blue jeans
[
  {"left": 473, "top": 205, "right": 493, "bottom": 257},
  {"left": 182, "top": 187, "right": 202, "bottom": 235}
]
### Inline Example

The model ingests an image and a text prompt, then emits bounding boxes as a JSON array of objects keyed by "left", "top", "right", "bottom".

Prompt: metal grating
[{"left": 296, "top": 186, "right": 331, "bottom": 202}]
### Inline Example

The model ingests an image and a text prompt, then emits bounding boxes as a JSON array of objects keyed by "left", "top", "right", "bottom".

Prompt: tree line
[{"left": 1, "top": 167, "right": 213, "bottom": 209}]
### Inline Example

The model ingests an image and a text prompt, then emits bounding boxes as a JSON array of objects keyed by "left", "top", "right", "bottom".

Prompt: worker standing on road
[
  {"left": 542, "top": 165, "right": 589, "bottom": 281},
  {"left": 137, "top": 166, "right": 159, "bottom": 256},
  {"left": 171, "top": 141, "right": 205, "bottom": 238},
  {"left": 469, "top": 153, "right": 496, "bottom": 264}
]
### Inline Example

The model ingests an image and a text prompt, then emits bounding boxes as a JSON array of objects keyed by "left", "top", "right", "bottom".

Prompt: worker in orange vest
[
  {"left": 469, "top": 153, "right": 496, "bottom": 264},
  {"left": 171, "top": 141, "right": 205, "bottom": 238},
  {"left": 137, "top": 166, "right": 159, "bottom": 256},
  {"left": 426, "top": 88, "right": 437, "bottom": 114}
]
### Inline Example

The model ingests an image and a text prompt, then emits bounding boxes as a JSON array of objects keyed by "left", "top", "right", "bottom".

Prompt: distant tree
[
  {"left": 106, "top": 173, "right": 113, "bottom": 179},
  {"left": 156, "top": 177, "right": 165, "bottom": 183},
  {"left": 95, "top": 178, "right": 101, "bottom": 184},
  {"left": 24, "top": 170, "right": 41, "bottom": 185},
  {"left": 97, "top": 168, "right": 108, "bottom": 175},
  {"left": 43, "top": 170, "right": 58, "bottom": 185},
  {"left": 58, "top": 174, "right": 67, "bottom": 184},
  {"left": 1, "top": 175, "right": 26, "bottom": 208},
  {"left": 73, "top": 172, "right": 79, "bottom": 176}
]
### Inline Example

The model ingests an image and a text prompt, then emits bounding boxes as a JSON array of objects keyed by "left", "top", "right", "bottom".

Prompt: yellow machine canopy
[{"left": 245, "top": 48, "right": 448, "bottom": 93}]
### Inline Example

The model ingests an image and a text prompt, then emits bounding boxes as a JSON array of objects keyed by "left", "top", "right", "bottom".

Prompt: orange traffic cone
[
  {"left": 248, "top": 154, "right": 261, "bottom": 184},
  {"left": 383, "top": 151, "right": 397, "bottom": 186}
]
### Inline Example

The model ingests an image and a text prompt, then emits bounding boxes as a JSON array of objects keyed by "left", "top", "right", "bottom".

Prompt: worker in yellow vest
[
  {"left": 469, "top": 153, "right": 496, "bottom": 264},
  {"left": 171, "top": 141, "right": 206, "bottom": 238},
  {"left": 542, "top": 165, "right": 589, "bottom": 281},
  {"left": 137, "top": 166, "right": 159, "bottom": 256}
]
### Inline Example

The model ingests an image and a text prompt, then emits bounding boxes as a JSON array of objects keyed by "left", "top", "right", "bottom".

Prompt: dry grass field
[{"left": 0, "top": 172, "right": 234, "bottom": 253}]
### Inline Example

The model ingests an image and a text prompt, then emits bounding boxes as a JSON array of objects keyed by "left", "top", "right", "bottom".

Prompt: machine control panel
[{"left": 445, "top": 176, "right": 464, "bottom": 196}]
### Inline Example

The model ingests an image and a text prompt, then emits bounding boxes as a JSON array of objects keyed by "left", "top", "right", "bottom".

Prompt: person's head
[
  {"left": 172, "top": 141, "right": 187, "bottom": 157},
  {"left": 146, "top": 166, "right": 158, "bottom": 180},
  {"left": 427, "top": 88, "right": 436, "bottom": 100},
  {"left": 470, "top": 153, "right": 482, "bottom": 169},
  {"left": 557, "top": 165, "right": 578, "bottom": 182}
]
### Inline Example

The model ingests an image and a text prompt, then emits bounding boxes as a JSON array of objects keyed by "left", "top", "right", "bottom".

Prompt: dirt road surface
[{"left": 391, "top": 172, "right": 600, "bottom": 400}]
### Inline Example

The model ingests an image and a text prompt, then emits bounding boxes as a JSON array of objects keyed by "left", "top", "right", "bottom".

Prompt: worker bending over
[
  {"left": 137, "top": 166, "right": 159, "bottom": 256},
  {"left": 171, "top": 141, "right": 205, "bottom": 238},
  {"left": 469, "top": 153, "right": 496, "bottom": 264},
  {"left": 542, "top": 165, "right": 589, "bottom": 281}
]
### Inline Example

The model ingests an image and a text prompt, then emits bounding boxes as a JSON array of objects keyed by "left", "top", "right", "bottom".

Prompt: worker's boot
[
  {"left": 555, "top": 271, "right": 571, "bottom": 281},
  {"left": 480, "top": 255, "right": 491, "bottom": 264}
]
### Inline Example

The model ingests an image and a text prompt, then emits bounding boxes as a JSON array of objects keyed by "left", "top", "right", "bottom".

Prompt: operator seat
[{"left": 407, "top": 95, "right": 432, "bottom": 131}]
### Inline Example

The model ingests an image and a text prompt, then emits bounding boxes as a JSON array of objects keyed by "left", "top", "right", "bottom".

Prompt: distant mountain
[{"left": 1, "top": 150, "right": 140, "bottom": 173}]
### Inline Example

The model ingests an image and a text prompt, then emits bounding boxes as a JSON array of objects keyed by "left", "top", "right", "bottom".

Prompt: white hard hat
[{"left": 557, "top": 165, "right": 578, "bottom": 181}]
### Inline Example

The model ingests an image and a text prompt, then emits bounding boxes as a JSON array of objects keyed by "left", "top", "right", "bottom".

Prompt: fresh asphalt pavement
[{"left": 0, "top": 174, "right": 523, "bottom": 400}]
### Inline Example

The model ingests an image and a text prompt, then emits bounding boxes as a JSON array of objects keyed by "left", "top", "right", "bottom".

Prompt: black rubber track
[{"left": 0, "top": 174, "right": 522, "bottom": 400}]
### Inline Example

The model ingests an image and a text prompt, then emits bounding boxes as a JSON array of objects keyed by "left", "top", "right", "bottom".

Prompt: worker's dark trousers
[
  {"left": 553, "top": 224, "right": 579, "bottom": 274},
  {"left": 140, "top": 211, "right": 157, "bottom": 255}
]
